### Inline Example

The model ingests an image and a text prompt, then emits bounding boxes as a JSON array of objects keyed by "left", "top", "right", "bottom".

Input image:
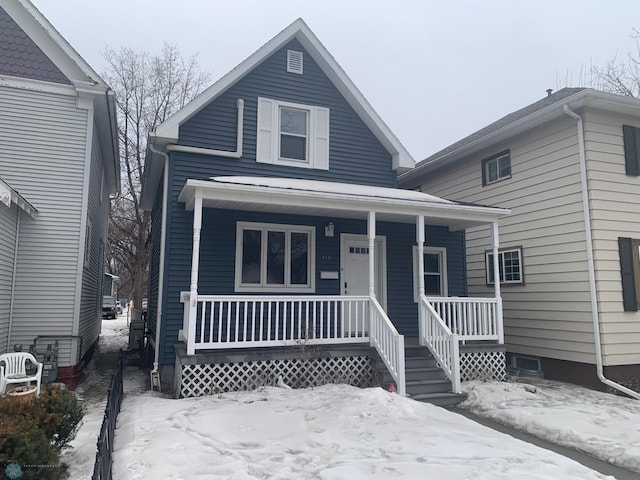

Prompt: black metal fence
[{"left": 92, "top": 350, "right": 125, "bottom": 480}]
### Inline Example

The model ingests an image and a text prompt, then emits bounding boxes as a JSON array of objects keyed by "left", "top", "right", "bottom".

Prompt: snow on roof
[{"left": 210, "top": 176, "right": 453, "bottom": 205}]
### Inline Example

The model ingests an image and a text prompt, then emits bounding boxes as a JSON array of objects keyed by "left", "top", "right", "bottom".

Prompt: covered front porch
[{"left": 174, "top": 177, "right": 510, "bottom": 397}]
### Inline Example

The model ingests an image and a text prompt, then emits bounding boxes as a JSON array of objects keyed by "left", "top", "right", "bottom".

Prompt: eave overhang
[{"left": 177, "top": 177, "right": 510, "bottom": 231}]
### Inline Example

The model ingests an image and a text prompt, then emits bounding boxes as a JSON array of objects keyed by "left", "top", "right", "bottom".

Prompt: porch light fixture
[{"left": 324, "top": 222, "right": 334, "bottom": 237}]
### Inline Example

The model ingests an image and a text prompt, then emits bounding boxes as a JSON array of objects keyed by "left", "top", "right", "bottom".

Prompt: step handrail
[{"left": 419, "top": 295, "right": 461, "bottom": 393}]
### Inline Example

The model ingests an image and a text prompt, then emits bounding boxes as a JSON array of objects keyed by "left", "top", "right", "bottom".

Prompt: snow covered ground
[
  {"left": 62, "top": 315, "right": 640, "bottom": 479},
  {"left": 461, "top": 379, "right": 640, "bottom": 473}
]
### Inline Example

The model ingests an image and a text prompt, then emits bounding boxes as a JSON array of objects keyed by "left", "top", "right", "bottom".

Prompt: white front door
[{"left": 340, "top": 234, "right": 386, "bottom": 307}]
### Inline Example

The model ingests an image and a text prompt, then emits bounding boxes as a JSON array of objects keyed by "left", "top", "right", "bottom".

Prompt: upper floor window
[
  {"left": 482, "top": 151, "right": 511, "bottom": 185},
  {"left": 256, "top": 97, "right": 329, "bottom": 170},
  {"left": 486, "top": 247, "right": 523, "bottom": 285},
  {"left": 280, "top": 107, "right": 308, "bottom": 161}
]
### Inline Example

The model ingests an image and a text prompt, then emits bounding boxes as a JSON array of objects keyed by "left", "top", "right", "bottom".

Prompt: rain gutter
[{"left": 563, "top": 104, "right": 640, "bottom": 400}]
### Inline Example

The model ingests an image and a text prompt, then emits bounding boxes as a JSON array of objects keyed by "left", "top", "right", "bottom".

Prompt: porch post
[
  {"left": 491, "top": 221, "right": 504, "bottom": 344},
  {"left": 367, "top": 211, "right": 376, "bottom": 298},
  {"left": 416, "top": 215, "right": 425, "bottom": 341},
  {"left": 187, "top": 192, "right": 203, "bottom": 355},
  {"left": 416, "top": 215, "right": 425, "bottom": 298}
]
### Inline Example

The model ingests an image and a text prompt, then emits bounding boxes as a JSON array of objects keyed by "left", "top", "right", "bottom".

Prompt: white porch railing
[
  {"left": 424, "top": 296, "right": 503, "bottom": 342},
  {"left": 183, "top": 295, "right": 370, "bottom": 354},
  {"left": 369, "top": 297, "right": 406, "bottom": 396},
  {"left": 180, "top": 293, "right": 407, "bottom": 396},
  {"left": 419, "top": 295, "right": 461, "bottom": 393}
]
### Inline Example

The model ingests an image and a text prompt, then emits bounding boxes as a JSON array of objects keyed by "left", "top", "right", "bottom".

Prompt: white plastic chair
[{"left": 0, "top": 352, "right": 43, "bottom": 395}]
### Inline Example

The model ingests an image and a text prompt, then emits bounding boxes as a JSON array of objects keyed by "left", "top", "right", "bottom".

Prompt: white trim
[
  {"left": 0, "top": 75, "right": 77, "bottom": 96},
  {"left": 151, "top": 18, "right": 413, "bottom": 170},
  {"left": 413, "top": 246, "right": 448, "bottom": 302},
  {"left": 340, "top": 233, "right": 387, "bottom": 309},
  {"left": 234, "top": 221, "right": 316, "bottom": 293}
]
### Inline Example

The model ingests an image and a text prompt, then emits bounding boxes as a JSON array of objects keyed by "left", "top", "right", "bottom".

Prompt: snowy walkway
[{"left": 62, "top": 316, "right": 640, "bottom": 480}]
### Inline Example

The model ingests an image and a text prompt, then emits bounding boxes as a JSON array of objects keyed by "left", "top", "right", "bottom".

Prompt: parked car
[{"left": 102, "top": 296, "right": 117, "bottom": 319}]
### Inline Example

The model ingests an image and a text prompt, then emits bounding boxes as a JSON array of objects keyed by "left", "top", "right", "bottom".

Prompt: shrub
[
  {"left": 35, "top": 385, "right": 84, "bottom": 450},
  {"left": 0, "top": 386, "right": 83, "bottom": 479}
]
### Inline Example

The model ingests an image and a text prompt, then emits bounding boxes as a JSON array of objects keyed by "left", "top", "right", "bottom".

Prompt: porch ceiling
[{"left": 178, "top": 176, "right": 510, "bottom": 230}]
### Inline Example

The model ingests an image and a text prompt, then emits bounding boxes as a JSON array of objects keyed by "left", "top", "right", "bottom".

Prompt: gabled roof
[
  {"left": 0, "top": 0, "right": 120, "bottom": 194},
  {"left": 151, "top": 18, "right": 414, "bottom": 172},
  {"left": 399, "top": 88, "right": 640, "bottom": 188}
]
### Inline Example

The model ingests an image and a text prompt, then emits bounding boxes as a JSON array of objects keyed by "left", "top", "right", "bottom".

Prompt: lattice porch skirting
[
  {"left": 176, "top": 353, "right": 375, "bottom": 398},
  {"left": 460, "top": 350, "right": 506, "bottom": 382}
]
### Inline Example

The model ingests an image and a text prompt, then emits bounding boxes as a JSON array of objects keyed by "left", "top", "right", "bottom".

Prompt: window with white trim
[
  {"left": 486, "top": 247, "right": 523, "bottom": 285},
  {"left": 482, "top": 151, "right": 511, "bottom": 185},
  {"left": 256, "top": 97, "right": 329, "bottom": 170},
  {"left": 413, "top": 247, "right": 448, "bottom": 302},
  {"left": 235, "top": 222, "right": 315, "bottom": 292}
]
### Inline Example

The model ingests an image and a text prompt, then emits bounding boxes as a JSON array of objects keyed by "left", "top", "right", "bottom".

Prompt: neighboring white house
[
  {"left": 0, "top": 0, "right": 119, "bottom": 387},
  {"left": 399, "top": 88, "right": 640, "bottom": 393}
]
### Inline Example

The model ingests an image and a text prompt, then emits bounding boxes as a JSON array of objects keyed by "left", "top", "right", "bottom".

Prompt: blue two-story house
[{"left": 141, "top": 19, "right": 509, "bottom": 403}]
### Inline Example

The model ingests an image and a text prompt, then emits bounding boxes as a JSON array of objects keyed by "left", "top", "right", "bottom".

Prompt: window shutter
[
  {"left": 618, "top": 237, "right": 638, "bottom": 311},
  {"left": 623, "top": 125, "right": 640, "bottom": 176},
  {"left": 256, "top": 98, "right": 275, "bottom": 164},
  {"left": 312, "top": 106, "right": 330, "bottom": 170}
]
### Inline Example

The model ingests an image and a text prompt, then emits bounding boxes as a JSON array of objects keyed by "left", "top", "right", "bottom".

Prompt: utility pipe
[
  {"left": 7, "top": 207, "right": 20, "bottom": 352},
  {"left": 166, "top": 99, "right": 244, "bottom": 158},
  {"left": 563, "top": 104, "right": 640, "bottom": 399},
  {"left": 148, "top": 143, "right": 170, "bottom": 390}
]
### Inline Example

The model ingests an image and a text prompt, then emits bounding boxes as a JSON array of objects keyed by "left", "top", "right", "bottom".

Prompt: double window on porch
[{"left": 235, "top": 222, "right": 315, "bottom": 293}]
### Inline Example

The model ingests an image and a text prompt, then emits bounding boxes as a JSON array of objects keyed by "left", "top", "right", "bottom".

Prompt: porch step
[
  {"left": 409, "top": 392, "right": 466, "bottom": 408},
  {"left": 375, "top": 344, "right": 465, "bottom": 408}
]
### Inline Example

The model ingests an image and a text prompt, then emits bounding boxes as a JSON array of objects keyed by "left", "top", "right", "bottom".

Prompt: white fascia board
[
  {"left": 8, "top": 0, "right": 106, "bottom": 86},
  {"left": 0, "top": 75, "right": 76, "bottom": 96},
  {"left": 178, "top": 179, "right": 509, "bottom": 225},
  {"left": 152, "top": 19, "right": 414, "bottom": 170}
]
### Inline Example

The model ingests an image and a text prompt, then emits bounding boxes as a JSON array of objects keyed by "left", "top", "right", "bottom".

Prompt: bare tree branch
[{"left": 101, "top": 42, "right": 211, "bottom": 306}]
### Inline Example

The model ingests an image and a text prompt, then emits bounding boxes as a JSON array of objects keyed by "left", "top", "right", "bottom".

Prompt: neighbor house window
[
  {"left": 256, "top": 97, "right": 329, "bottom": 170},
  {"left": 486, "top": 247, "right": 523, "bottom": 285},
  {"left": 413, "top": 247, "right": 448, "bottom": 301},
  {"left": 235, "top": 222, "right": 315, "bottom": 292},
  {"left": 618, "top": 237, "right": 640, "bottom": 311},
  {"left": 482, "top": 151, "right": 511, "bottom": 185}
]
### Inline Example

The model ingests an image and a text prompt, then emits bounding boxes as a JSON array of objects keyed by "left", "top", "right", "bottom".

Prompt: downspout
[
  {"left": 165, "top": 99, "right": 244, "bottom": 158},
  {"left": 148, "top": 143, "right": 170, "bottom": 390},
  {"left": 7, "top": 208, "right": 20, "bottom": 352},
  {"left": 563, "top": 104, "right": 640, "bottom": 399}
]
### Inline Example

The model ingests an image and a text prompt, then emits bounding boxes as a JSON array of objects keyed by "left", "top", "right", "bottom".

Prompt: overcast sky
[{"left": 30, "top": 0, "right": 640, "bottom": 161}]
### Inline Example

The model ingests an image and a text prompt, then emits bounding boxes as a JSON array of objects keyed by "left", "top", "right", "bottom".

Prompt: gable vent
[{"left": 287, "top": 50, "right": 303, "bottom": 74}]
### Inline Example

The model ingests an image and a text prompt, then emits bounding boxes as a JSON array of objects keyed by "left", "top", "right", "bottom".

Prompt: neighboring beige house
[
  {"left": 399, "top": 88, "right": 640, "bottom": 394},
  {"left": 0, "top": 0, "right": 119, "bottom": 387}
]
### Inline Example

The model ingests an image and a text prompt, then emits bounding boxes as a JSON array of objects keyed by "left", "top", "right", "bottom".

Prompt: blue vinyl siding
[
  {"left": 178, "top": 39, "right": 395, "bottom": 188},
  {"left": 159, "top": 188, "right": 466, "bottom": 363},
  {"left": 153, "top": 38, "right": 461, "bottom": 364}
]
